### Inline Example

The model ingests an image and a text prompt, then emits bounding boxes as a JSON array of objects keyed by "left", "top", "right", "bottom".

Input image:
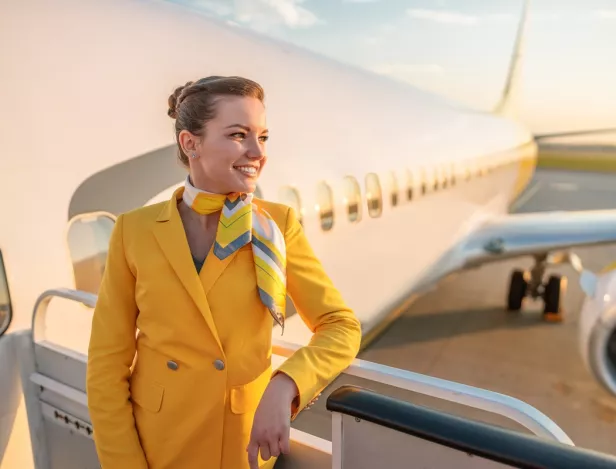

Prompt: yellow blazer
[{"left": 86, "top": 187, "right": 362, "bottom": 469}]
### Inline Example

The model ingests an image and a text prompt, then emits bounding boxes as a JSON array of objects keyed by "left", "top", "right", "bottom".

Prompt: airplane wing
[
  {"left": 454, "top": 210, "right": 616, "bottom": 399},
  {"left": 458, "top": 209, "right": 616, "bottom": 269},
  {"left": 534, "top": 128, "right": 616, "bottom": 141}
]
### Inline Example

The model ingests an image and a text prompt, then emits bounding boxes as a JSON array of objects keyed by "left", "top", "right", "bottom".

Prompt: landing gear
[
  {"left": 543, "top": 275, "right": 567, "bottom": 322},
  {"left": 507, "top": 269, "right": 528, "bottom": 311},
  {"left": 506, "top": 254, "right": 567, "bottom": 322}
]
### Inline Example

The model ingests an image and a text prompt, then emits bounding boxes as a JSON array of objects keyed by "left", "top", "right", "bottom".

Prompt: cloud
[
  {"left": 258, "top": 0, "right": 319, "bottom": 27},
  {"left": 186, "top": 0, "right": 233, "bottom": 16},
  {"left": 593, "top": 9, "right": 616, "bottom": 19},
  {"left": 406, "top": 8, "right": 513, "bottom": 26},
  {"left": 371, "top": 63, "right": 444, "bottom": 83},
  {"left": 485, "top": 13, "right": 514, "bottom": 22},
  {"left": 529, "top": 12, "right": 562, "bottom": 22},
  {"left": 363, "top": 36, "right": 380, "bottom": 45},
  {"left": 342, "top": 0, "right": 380, "bottom": 3},
  {"left": 360, "top": 22, "right": 396, "bottom": 45},
  {"left": 185, "top": 0, "right": 320, "bottom": 30},
  {"left": 407, "top": 9, "right": 479, "bottom": 25}
]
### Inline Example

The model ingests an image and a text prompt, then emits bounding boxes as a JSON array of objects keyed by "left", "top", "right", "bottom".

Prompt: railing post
[{"left": 331, "top": 413, "right": 343, "bottom": 469}]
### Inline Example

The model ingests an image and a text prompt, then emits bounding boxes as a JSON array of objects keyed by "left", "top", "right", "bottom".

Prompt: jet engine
[{"left": 578, "top": 267, "right": 616, "bottom": 397}]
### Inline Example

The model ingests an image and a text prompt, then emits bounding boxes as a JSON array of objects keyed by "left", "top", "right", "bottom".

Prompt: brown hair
[{"left": 167, "top": 76, "right": 265, "bottom": 167}]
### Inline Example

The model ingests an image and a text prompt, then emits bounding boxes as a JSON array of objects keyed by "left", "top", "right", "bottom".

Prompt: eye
[
  {"left": 230, "top": 132, "right": 246, "bottom": 139},
  {"left": 259, "top": 135, "right": 269, "bottom": 143}
]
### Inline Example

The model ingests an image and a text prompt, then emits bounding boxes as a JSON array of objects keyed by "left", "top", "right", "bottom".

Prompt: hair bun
[{"left": 167, "top": 81, "right": 193, "bottom": 119}]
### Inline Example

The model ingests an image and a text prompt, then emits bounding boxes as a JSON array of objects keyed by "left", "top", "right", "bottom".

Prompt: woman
[{"left": 86, "top": 76, "right": 362, "bottom": 469}]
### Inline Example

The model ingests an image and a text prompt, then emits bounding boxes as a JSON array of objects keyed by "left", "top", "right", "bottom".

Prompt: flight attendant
[{"left": 86, "top": 76, "right": 362, "bottom": 469}]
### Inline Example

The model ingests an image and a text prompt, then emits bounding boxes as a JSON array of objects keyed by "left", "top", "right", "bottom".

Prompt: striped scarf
[{"left": 182, "top": 176, "right": 286, "bottom": 332}]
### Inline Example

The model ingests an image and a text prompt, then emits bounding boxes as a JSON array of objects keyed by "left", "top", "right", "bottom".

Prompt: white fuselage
[{"left": 0, "top": 0, "right": 536, "bottom": 351}]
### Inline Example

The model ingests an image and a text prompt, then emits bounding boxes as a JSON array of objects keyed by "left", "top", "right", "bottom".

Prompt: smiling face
[{"left": 178, "top": 96, "right": 268, "bottom": 195}]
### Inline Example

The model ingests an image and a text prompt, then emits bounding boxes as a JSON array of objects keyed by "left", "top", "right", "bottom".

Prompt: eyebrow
[{"left": 225, "top": 124, "right": 268, "bottom": 133}]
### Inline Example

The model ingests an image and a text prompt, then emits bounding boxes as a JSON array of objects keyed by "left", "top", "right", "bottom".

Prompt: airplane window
[
  {"left": 343, "top": 176, "right": 362, "bottom": 223},
  {"left": 0, "top": 250, "right": 12, "bottom": 336},
  {"left": 433, "top": 167, "right": 440, "bottom": 191},
  {"left": 365, "top": 173, "right": 382, "bottom": 218},
  {"left": 440, "top": 165, "right": 448, "bottom": 189},
  {"left": 420, "top": 168, "right": 428, "bottom": 195},
  {"left": 390, "top": 172, "right": 399, "bottom": 207},
  {"left": 416, "top": 168, "right": 427, "bottom": 195},
  {"left": 479, "top": 159, "right": 487, "bottom": 177},
  {"left": 406, "top": 170, "right": 414, "bottom": 201},
  {"left": 279, "top": 186, "right": 303, "bottom": 225},
  {"left": 424, "top": 167, "right": 433, "bottom": 192},
  {"left": 470, "top": 161, "right": 479, "bottom": 178},
  {"left": 316, "top": 181, "right": 334, "bottom": 231},
  {"left": 66, "top": 212, "right": 116, "bottom": 294}
]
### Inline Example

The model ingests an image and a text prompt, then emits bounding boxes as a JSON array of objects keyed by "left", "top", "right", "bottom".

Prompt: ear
[{"left": 178, "top": 130, "right": 200, "bottom": 157}]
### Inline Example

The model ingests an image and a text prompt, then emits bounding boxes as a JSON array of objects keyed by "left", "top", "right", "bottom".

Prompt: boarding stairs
[{"left": 2, "top": 289, "right": 616, "bottom": 468}]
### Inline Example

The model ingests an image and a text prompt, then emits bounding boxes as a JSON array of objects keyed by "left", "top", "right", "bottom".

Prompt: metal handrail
[
  {"left": 274, "top": 342, "right": 574, "bottom": 446},
  {"left": 31, "top": 288, "right": 97, "bottom": 344},
  {"left": 31, "top": 288, "right": 574, "bottom": 446}
]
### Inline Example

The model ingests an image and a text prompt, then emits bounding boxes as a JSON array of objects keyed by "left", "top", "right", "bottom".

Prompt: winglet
[{"left": 493, "top": 0, "right": 530, "bottom": 118}]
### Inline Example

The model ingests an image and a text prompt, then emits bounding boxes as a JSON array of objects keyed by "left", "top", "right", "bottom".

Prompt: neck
[
  {"left": 181, "top": 174, "right": 231, "bottom": 224},
  {"left": 188, "top": 174, "right": 223, "bottom": 195},
  {"left": 179, "top": 198, "right": 219, "bottom": 230}
]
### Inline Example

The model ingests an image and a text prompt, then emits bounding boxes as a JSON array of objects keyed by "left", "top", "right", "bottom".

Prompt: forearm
[
  {"left": 281, "top": 206, "right": 362, "bottom": 417},
  {"left": 275, "top": 310, "right": 361, "bottom": 417}
]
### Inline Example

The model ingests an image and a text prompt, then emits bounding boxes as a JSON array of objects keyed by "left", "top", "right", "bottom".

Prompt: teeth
[{"left": 235, "top": 166, "right": 257, "bottom": 176}]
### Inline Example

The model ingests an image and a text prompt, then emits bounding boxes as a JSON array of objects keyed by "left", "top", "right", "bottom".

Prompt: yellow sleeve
[
  {"left": 86, "top": 214, "right": 148, "bottom": 469},
  {"left": 274, "top": 206, "right": 362, "bottom": 419}
]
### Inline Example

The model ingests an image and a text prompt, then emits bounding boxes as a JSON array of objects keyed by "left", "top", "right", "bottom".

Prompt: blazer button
[
  {"left": 167, "top": 360, "right": 179, "bottom": 371},
  {"left": 213, "top": 359, "right": 225, "bottom": 371}
]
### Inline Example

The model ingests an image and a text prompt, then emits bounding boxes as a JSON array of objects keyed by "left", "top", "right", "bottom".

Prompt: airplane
[{"left": 1, "top": 0, "right": 616, "bottom": 467}]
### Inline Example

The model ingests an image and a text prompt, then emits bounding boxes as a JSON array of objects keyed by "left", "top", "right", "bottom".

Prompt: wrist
[{"left": 271, "top": 372, "right": 299, "bottom": 402}]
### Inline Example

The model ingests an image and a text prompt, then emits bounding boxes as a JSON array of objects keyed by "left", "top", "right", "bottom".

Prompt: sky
[{"left": 168, "top": 0, "right": 616, "bottom": 142}]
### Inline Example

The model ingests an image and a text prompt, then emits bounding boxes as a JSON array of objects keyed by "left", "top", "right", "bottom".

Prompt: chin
[
  {"left": 245, "top": 181, "right": 258, "bottom": 194},
  {"left": 230, "top": 175, "right": 259, "bottom": 194},
  {"left": 224, "top": 181, "right": 255, "bottom": 196}
]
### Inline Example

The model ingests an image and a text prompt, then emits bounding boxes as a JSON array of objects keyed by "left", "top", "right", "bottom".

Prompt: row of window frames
[
  {"left": 279, "top": 164, "right": 487, "bottom": 231},
  {"left": 63, "top": 161, "right": 497, "bottom": 294}
]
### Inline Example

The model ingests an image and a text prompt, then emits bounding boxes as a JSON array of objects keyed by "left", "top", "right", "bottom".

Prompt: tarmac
[{"left": 292, "top": 167, "right": 616, "bottom": 456}]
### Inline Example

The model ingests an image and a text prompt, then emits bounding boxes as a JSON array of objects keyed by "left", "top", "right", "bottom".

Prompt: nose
[{"left": 246, "top": 137, "right": 265, "bottom": 160}]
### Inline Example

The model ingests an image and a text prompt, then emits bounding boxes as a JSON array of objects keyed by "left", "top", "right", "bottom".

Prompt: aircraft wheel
[
  {"left": 543, "top": 275, "right": 567, "bottom": 322},
  {"left": 507, "top": 269, "right": 528, "bottom": 312}
]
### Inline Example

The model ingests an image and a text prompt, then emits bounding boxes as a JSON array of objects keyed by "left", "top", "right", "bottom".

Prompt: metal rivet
[
  {"left": 167, "top": 360, "right": 178, "bottom": 371},
  {"left": 213, "top": 359, "right": 225, "bottom": 371}
]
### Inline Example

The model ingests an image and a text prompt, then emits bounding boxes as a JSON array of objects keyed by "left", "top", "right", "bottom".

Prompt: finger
[
  {"left": 260, "top": 440, "right": 272, "bottom": 461},
  {"left": 247, "top": 440, "right": 260, "bottom": 469},
  {"left": 279, "top": 430, "right": 291, "bottom": 455},
  {"left": 268, "top": 436, "right": 281, "bottom": 458}
]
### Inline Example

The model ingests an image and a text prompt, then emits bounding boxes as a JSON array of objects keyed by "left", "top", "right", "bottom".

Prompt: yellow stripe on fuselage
[
  {"left": 509, "top": 140, "right": 538, "bottom": 205},
  {"left": 600, "top": 261, "right": 616, "bottom": 274}
]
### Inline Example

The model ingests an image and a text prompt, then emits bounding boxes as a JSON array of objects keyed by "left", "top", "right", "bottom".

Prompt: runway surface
[{"left": 292, "top": 168, "right": 616, "bottom": 456}]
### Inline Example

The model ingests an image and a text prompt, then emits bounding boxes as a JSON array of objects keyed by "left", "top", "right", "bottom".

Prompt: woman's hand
[{"left": 246, "top": 373, "right": 298, "bottom": 469}]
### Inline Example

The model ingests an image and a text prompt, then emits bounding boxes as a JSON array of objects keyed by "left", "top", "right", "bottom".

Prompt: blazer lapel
[
  {"left": 200, "top": 247, "right": 240, "bottom": 295},
  {"left": 152, "top": 187, "right": 223, "bottom": 352}
]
